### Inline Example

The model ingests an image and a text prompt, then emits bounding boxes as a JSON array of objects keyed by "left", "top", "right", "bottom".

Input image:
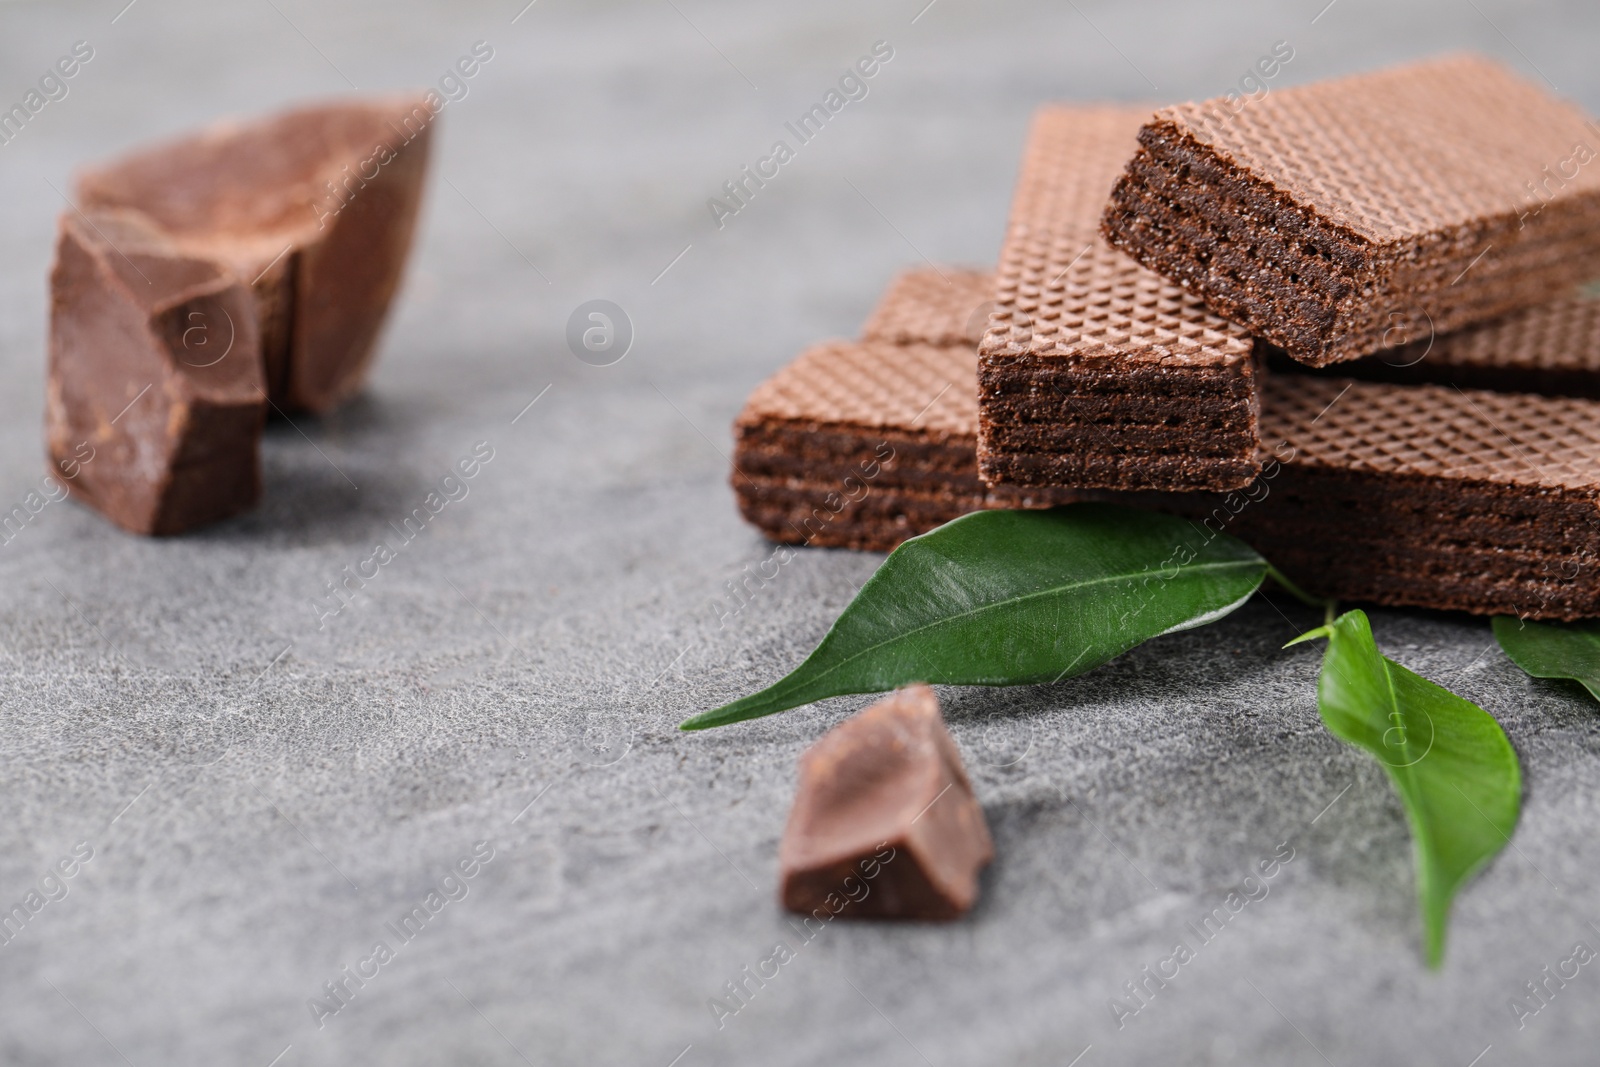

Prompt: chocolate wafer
[
  {"left": 1202, "top": 375, "right": 1600, "bottom": 620},
  {"left": 735, "top": 268, "right": 1600, "bottom": 619},
  {"left": 734, "top": 268, "right": 1077, "bottom": 552},
  {"left": 1101, "top": 54, "right": 1600, "bottom": 368},
  {"left": 1297, "top": 289, "right": 1600, "bottom": 399},
  {"left": 977, "top": 106, "right": 1260, "bottom": 494}
]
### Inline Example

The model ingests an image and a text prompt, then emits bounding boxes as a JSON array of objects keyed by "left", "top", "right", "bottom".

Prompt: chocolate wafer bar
[
  {"left": 1295, "top": 289, "right": 1600, "bottom": 399},
  {"left": 736, "top": 268, "right": 1600, "bottom": 619},
  {"left": 977, "top": 106, "right": 1260, "bottom": 494},
  {"left": 1101, "top": 54, "right": 1600, "bottom": 368},
  {"left": 734, "top": 268, "right": 1078, "bottom": 552},
  {"left": 1198, "top": 375, "right": 1600, "bottom": 620}
]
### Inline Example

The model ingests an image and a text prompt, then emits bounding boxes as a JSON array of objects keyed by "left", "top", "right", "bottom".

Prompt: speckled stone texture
[{"left": 3, "top": 2, "right": 1600, "bottom": 1066}]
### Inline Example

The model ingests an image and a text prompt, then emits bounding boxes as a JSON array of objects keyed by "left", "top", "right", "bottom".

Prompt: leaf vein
[{"left": 784, "top": 558, "right": 1262, "bottom": 696}]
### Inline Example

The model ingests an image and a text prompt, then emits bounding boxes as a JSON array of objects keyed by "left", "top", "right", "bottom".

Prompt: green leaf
[
  {"left": 1492, "top": 616, "right": 1600, "bottom": 702},
  {"left": 1289, "top": 610, "right": 1521, "bottom": 967},
  {"left": 682, "top": 504, "right": 1267, "bottom": 730}
]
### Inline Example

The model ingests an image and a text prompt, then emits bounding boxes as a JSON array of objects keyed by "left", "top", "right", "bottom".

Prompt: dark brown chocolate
[
  {"left": 47, "top": 211, "right": 266, "bottom": 535},
  {"left": 779, "top": 685, "right": 993, "bottom": 921},
  {"left": 76, "top": 94, "right": 434, "bottom": 414},
  {"left": 48, "top": 95, "right": 435, "bottom": 535}
]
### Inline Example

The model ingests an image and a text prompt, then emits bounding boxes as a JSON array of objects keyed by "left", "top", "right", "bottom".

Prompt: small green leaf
[
  {"left": 1492, "top": 616, "right": 1600, "bottom": 702},
  {"left": 682, "top": 505, "right": 1267, "bottom": 730},
  {"left": 1293, "top": 610, "right": 1521, "bottom": 967}
]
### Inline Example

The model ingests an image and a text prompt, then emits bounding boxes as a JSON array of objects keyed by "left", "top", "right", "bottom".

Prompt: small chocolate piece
[
  {"left": 736, "top": 266, "right": 1600, "bottom": 619},
  {"left": 76, "top": 94, "right": 434, "bottom": 413},
  {"left": 47, "top": 211, "right": 266, "bottom": 535},
  {"left": 779, "top": 685, "right": 992, "bottom": 921},
  {"left": 979, "top": 106, "right": 1260, "bottom": 493},
  {"left": 1100, "top": 54, "right": 1600, "bottom": 367},
  {"left": 735, "top": 267, "right": 1077, "bottom": 551}
]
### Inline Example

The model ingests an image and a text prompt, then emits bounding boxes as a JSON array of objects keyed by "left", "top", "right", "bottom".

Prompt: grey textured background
[{"left": 1, "top": 0, "right": 1598, "bottom": 1064}]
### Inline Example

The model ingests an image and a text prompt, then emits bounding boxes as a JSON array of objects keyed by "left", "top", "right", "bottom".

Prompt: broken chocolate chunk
[
  {"left": 75, "top": 94, "right": 434, "bottom": 414},
  {"left": 779, "top": 685, "right": 993, "bottom": 921},
  {"left": 48, "top": 95, "right": 435, "bottom": 534},
  {"left": 47, "top": 210, "right": 266, "bottom": 535}
]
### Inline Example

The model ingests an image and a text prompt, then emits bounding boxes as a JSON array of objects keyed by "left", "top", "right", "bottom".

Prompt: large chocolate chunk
[
  {"left": 75, "top": 94, "right": 434, "bottom": 413},
  {"left": 47, "top": 210, "right": 266, "bottom": 535},
  {"left": 1100, "top": 55, "right": 1600, "bottom": 367},
  {"left": 779, "top": 685, "right": 992, "bottom": 921}
]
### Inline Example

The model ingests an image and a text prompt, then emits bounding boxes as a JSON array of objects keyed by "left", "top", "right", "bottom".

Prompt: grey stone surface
[{"left": 0, "top": 0, "right": 1598, "bottom": 1064}]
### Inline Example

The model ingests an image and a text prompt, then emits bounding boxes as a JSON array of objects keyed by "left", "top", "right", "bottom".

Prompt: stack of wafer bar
[
  {"left": 735, "top": 265, "right": 1600, "bottom": 618},
  {"left": 732, "top": 54, "right": 1600, "bottom": 620}
]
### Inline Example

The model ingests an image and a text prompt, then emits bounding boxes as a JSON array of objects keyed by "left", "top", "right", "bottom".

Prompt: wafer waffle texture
[
  {"left": 1308, "top": 288, "right": 1600, "bottom": 398},
  {"left": 977, "top": 106, "right": 1261, "bottom": 494},
  {"left": 733, "top": 268, "right": 1081, "bottom": 552},
  {"left": 1223, "top": 374, "right": 1600, "bottom": 619},
  {"left": 733, "top": 266, "right": 1600, "bottom": 619},
  {"left": 1101, "top": 54, "right": 1600, "bottom": 368}
]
